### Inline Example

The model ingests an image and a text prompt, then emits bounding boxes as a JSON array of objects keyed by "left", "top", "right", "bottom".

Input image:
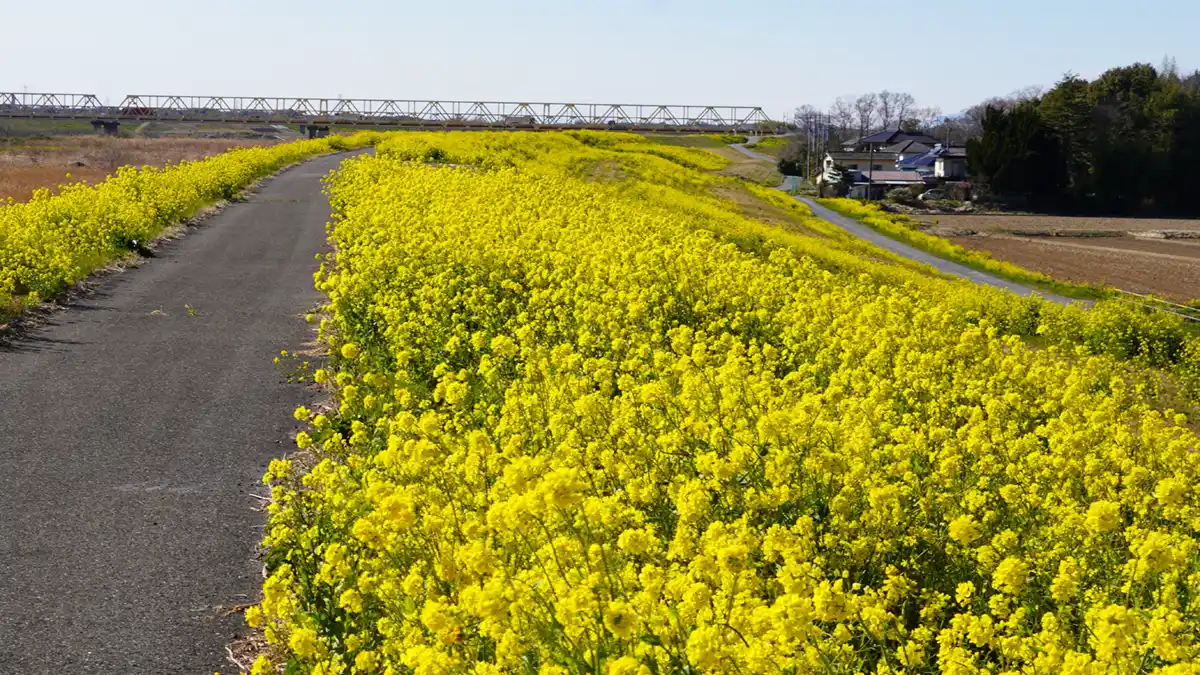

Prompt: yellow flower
[
  {"left": 341, "top": 343, "right": 361, "bottom": 359},
  {"left": 955, "top": 581, "right": 975, "bottom": 605},
  {"left": 992, "top": 557, "right": 1028, "bottom": 595},
  {"left": 247, "top": 130, "right": 1200, "bottom": 674},
  {"left": 339, "top": 588, "right": 364, "bottom": 613},
  {"left": 354, "top": 650, "right": 379, "bottom": 671},
  {"left": 948, "top": 515, "right": 982, "bottom": 545},
  {"left": 1050, "top": 557, "right": 1082, "bottom": 603},
  {"left": 1085, "top": 501, "right": 1122, "bottom": 534},
  {"left": 617, "top": 527, "right": 655, "bottom": 555},
  {"left": 1156, "top": 478, "right": 1187, "bottom": 508},
  {"left": 244, "top": 605, "right": 263, "bottom": 628},
  {"left": 250, "top": 655, "right": 273, "bottom": 675},
  {"left": 288, "top": 626, "right": 320, "bottom": 659},
  {"left": 604, "top": 601, "right": 638, "bottom": 639}
]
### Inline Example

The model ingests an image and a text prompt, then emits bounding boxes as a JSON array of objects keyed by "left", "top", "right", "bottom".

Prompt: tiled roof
[
  {"left": 857, "top": 129, "right": 940, "bottom": 145},
  {"left": 884, "top": 140, "right": 932, "bottom": 154},
  {"left": 897, "top": 145, "right": 969, "bottom": 166}
]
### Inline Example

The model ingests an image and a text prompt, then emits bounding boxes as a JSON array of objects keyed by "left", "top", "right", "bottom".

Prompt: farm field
[
  {"left": 919, "top": 214, "right": 1200, "bottom": 302},
  {"left": 0, "top": 136, "right": 282, "bottom": 202},
  {"left": 919, "top": 213, "right": 1200, "bottom": 235},
  {"left": 249, "top": 132, "right": 1200, "bottom": 674}
]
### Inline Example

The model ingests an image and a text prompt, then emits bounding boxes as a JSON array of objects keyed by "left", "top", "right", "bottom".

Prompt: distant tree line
[
  {"left": 791, "top": 92, "right": 944, "bottom": 149},
  {"left": 968, "top": 61, "right": 1200, "bottom": 214}
]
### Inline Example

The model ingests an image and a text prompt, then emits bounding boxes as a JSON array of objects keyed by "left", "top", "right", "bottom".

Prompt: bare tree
[
  {"left": 893, "top": 93, "right": 916, "bottom": 128},
  {"left": 854, "top": 93, "right": 879, "bottom": 141},
  {"left": 1013, "top": 85, "right": 1045, "bottom": 101},
  {"left": 903, "top": 106, "right": 943, "bottom": 131},
  {"left": 828, "top": 97, "right": 855, "bottom": 138},
  {"left": 791, "top": 104, "right": 820, "bottom": 128},
  {"left": 877, "top": 90, "right": 897, "bottom": 129},
  {"left": 790, "top": 105, "right": 828, "bottom": 179},
  {"left": 828, "top": 97, "right": 856, "bottom": 139}
]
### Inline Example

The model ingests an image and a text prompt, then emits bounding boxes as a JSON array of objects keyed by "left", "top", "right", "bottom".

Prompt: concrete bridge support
[{"left": 302, "top": 125, "right": 330, "bottom": 139}]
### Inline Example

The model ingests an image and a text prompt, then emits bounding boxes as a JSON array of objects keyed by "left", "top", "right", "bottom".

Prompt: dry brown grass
[
  {"left": 0, "top": 137, "right": 278, "bottom": 202},
  {"left": 711, "top": 184, "right": 829, "bottom": 239}
]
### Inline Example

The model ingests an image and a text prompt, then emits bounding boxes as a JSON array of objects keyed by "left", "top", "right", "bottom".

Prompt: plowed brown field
[{"left": 916, "top": 214, "right": 1200, "bottom": 302}]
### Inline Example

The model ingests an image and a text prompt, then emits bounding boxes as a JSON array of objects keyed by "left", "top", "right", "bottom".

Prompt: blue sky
[{"left": 2, "top": 0, "right": 1197, "bottom": 119}]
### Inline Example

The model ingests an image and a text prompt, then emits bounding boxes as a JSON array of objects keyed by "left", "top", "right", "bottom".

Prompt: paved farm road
[
  {"left": 0, "top": 154, "right": 350, "bottom": 674},
  {"left": 730, "top": 143, "right": 1078, "bottom": 306}
]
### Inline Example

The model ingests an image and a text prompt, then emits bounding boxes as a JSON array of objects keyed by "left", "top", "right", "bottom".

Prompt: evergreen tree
[{"left": 969, "top": 61, "right": 1200, "bottom": 214}]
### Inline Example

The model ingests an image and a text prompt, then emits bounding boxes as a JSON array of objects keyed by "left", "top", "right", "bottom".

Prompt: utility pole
[
  {"left": 807, "top": 112, "right": 815, "bottom": 184},
  {"left": 867, "top": 141, "right": 875, "bottom": 202}
]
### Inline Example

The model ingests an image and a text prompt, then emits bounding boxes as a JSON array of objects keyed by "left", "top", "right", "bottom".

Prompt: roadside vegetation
[
  {"left": 748, "top": 135, "right": 789, "bottom": 157},
  {"left": 0, "top": 133, "right": 381, "bottom": 323},
  {"left": 0, "top": 136, "right": 283, "bottom": 203},
  {"left": 252, "top": 131, "right": 1200, "bottom": 674}
]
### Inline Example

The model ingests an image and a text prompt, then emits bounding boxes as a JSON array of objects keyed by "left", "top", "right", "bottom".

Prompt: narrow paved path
[
  {"left": 796, "top": 197, "right": 1077, "bottom": 304},
  {"left": 0, "top": 154, "right": 349, "bottom": 674},
  {"left": 730, "top": 144, "right": 1078, "bottom": 305}
]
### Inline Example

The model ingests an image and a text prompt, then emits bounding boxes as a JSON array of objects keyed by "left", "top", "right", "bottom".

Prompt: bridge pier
[
  {"left": 90, "top": 120, "right": 120, "bottom": 136},
  {"left": 302, "top": 125, "right": 330, "bottom": 139}
]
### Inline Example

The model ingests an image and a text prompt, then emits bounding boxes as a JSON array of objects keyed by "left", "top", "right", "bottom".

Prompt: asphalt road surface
[
  {"left": 730, "top": 143, "right": 1078, "bottom": 305},
  {"left": 0, "top": 154, "right": 351, "bottom": 674}
]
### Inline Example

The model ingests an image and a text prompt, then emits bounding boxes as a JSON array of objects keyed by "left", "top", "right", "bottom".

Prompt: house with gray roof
[
  {"left": 897, "top": 144, "right": 968, "bottom": 179},
  {"left": 842, "top": 128, "right": 941, "bottom": 153}
]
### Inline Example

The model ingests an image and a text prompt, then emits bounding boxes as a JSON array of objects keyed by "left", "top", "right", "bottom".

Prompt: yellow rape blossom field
[
  {"left": 252, "top": 131, "right": 1200, "bottom": 674},
  {"left": 0, "top": 132, "right": 381, "bottom": 321}
]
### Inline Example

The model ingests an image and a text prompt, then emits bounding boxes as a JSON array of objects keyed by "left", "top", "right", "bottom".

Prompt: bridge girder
[{"left": 0, "top": 92, "right": 775, "bottom": 132}]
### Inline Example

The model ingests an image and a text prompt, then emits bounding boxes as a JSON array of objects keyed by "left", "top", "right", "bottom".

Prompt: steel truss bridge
[{"left": 0, "top": 92, "right": 771, "bottom": 133}]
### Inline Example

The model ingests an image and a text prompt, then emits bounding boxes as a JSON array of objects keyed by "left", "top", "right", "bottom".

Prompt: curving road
[
  {"left": 730, "top": 143, "right": 1078, "bottom": 305},
  {"left": 0, "top": 154, "right": 351, "bottom": 674}
]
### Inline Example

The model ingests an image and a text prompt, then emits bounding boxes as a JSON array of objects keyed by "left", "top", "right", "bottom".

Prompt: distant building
[
  {"left": 824, "top": 150, "right": 898, "bottom": 175},
  {"left": 897, "top": 144, "right": 969, "bottom": 180},
  {"left": 884, "top": 139, "right": 934, "bottom": 163},
  {"left": 846, "top": 169, "right": 927, "bottom": 200},
  {"left": 842, "top": 128, "right": 941, "bottom": 153}
]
